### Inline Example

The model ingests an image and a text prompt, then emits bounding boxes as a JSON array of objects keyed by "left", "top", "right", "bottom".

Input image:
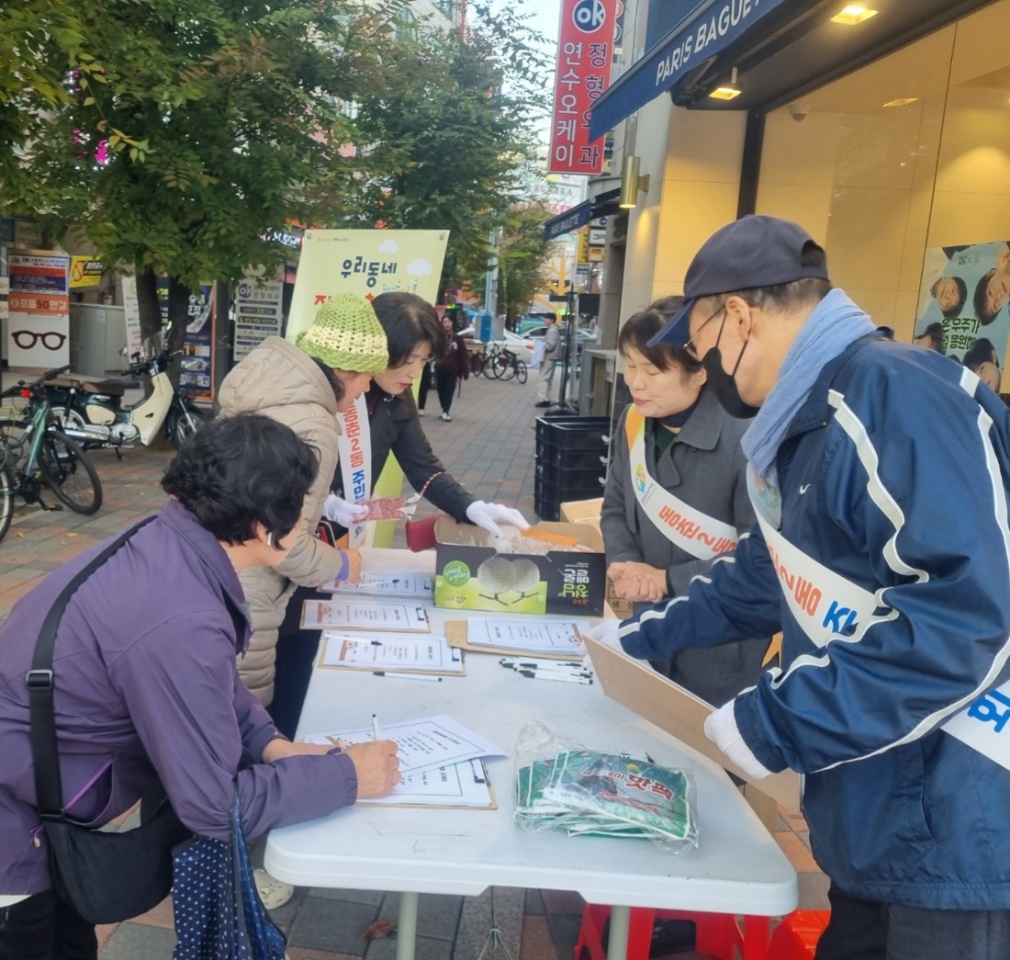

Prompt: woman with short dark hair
[
  {"left": 601, "top": 297, "right": 769, "bottom": 706},
  {"left": 0, "top": 414, "right": 399, "bottom": 960}
]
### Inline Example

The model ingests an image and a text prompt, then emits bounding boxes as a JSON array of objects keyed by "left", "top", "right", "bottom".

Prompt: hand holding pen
[{"left": 342, "top": 713, "right": 400, "bottom": 797}]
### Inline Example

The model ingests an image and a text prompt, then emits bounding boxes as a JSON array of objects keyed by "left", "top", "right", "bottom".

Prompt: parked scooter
[{"left": 45, "top": 334, "right": 205, "bottom": 451}]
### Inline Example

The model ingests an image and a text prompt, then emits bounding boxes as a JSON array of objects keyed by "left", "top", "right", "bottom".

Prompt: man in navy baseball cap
[
  {"left": 650, "top": 214, "right": 830, "bottom": 350},
  {"left": 596, "top": 212, "right": 1010, "bottom": 959}
]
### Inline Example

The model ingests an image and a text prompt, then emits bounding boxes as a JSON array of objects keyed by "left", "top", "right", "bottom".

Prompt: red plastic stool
[
  {"left": 574, "top": 903, "right": 773, "bottom": 960},
  {"left": 767, "top": 910, "right": 829, "bottom": 960}
]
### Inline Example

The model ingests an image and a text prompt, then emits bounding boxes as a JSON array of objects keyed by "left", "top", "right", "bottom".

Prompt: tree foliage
[
  {"left": 2, "top": 0, "right": 395, "bottom": 346},
  {"left": 495, "top": 201, "right": 553, "bottom": 328}
]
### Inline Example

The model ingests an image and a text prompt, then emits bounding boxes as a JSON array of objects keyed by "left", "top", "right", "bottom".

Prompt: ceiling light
[
  {"left": 831, "top": 5, "right": 878, "bottom": 25},
  {"left": 882, "top": 97, "right": 919, "bottom": 107},
  {"left": 709, "top": 66, "right": 742, "bottom": 101}
]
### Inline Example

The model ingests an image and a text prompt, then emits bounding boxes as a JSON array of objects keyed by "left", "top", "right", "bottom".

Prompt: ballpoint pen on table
[
  {"left": 372, "top": 671, "right": 443, "bottom": 682},
  {"left": 371, "top": 713, "right": 380, "bottom": 740},
  {"left": 518, "top": 670, "right": 592, "bottom": 684}
]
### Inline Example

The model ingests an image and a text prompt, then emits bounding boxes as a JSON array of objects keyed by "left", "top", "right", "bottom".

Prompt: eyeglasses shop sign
[{"left": 7, "top": 254, "right": 71, "bottom": 367}]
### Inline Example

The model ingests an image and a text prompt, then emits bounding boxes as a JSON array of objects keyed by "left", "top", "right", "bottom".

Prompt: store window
[{"left": 757, "top": 0, "right": 1010, "bottom": 372}]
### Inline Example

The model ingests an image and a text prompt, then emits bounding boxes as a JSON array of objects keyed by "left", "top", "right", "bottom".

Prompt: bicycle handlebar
[{"left": 0, "top": 365, "right": 71, "bottom": 398}]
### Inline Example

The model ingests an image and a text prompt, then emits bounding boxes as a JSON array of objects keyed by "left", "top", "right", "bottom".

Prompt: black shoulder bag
[{"left": 28, "top": 517, "right": 192, "bottom": 925}]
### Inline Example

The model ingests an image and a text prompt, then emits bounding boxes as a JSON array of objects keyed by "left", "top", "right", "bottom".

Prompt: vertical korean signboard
[
  {"left": 548, "top": 0, "right": 618, "bottom": 175},
  {"left": 7, "top": 254, "right": 70, "bottom": 367}
]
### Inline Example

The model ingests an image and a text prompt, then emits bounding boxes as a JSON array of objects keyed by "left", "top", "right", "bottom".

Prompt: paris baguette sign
[{"left": 589, "top": 0, "right": 787, "bottom": 139}]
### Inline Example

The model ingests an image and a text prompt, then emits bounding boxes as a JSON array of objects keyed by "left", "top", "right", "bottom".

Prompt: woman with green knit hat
[{"left": 217, "top": 293, "right": 388, "bottom": 711}]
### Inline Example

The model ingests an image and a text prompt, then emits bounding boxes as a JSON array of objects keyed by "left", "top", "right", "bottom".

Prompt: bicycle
[
  {"left": 0, "top": 365, "right": 104, "bottom": 517},
  {"left": 486, "top": 348, "right": 528, "bottom": 383}
]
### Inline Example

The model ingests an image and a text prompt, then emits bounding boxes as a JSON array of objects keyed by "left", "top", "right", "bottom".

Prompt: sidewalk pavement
[{"left": 0, "top": 371, "right": 828, "bottom": 960}]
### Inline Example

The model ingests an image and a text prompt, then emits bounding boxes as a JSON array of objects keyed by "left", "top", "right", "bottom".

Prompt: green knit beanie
[{"left": 296, "top": 294, "right": 389, "bottom": 372}]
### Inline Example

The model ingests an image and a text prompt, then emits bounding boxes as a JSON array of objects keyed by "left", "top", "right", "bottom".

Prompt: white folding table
[{"left": 265, "top": 548, "right": 798, "bottom": 960}]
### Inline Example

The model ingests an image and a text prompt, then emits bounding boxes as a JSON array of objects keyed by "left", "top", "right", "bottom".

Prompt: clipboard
[
  {"left": 444, "top": 620, "right": 587, "bottom": 661},
  {"left": 318, "top": 633, "right": 466, "bottom": 676},
  {"left": 299, "top": 598, "right": 431, "bottom": 633},
  {"left": 584, "top": 634, "right": 802, "bottom": 812}
]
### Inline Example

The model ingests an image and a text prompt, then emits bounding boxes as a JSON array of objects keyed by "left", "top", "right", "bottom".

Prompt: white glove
[
  {"left": 703, "top": 702, "right": 773, "bottom": 780},
  {"left": 323, "top": 494, "right": 369, "bottom": 527},
  {"left": 465, "top": 500, "right": 530, "bottom": 539}
]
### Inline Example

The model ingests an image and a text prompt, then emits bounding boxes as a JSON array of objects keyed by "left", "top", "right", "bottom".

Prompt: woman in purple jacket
[{"left": 0, "top": 414, "right": 399, "bottom": 960}]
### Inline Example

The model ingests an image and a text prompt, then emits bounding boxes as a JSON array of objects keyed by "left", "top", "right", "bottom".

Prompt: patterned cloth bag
[{"left": 172, "top": 796, "right": 287, "bottom": 960}]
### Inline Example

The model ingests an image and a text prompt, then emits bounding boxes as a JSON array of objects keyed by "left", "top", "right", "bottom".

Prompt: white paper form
[
  {"left": 299, "top": 598, "right": 430, "bottom": 633},
  {"left": 320, "top": 633, "right": 464, "bottom": 674},
  {"left": 305, "top": 714, "right": 507, "bottom": 776},
  {"left": 320, "top": 571, "right": 433, "bottom": 599},
  {"left": 469, "top": 619, "right": 586, "bottom": 655},
  {"left": 361, "top": 760, "right": 494, "bottom": 808}
]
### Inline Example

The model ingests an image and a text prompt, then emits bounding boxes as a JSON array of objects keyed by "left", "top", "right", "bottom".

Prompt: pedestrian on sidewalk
[
  {"left": 597, "top": 214, "right": 1010, "bottom": 959},
  {"left": 0, "top": 415, "right": 400, "bottom": 960},
  {"left": 434, "top": 312, "right": 469, "bottom": 421},
  {"left": 416, "top": 357, "right": 434, "bottom": 415},
  {"left": 535, "top": 313, "right": 561, "bottom": 408}
]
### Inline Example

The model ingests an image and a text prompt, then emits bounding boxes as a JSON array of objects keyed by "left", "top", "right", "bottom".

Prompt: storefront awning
[
  {"left": 588, "top": 0, "right": 790, "bottom": 139},
  {"left": 543, "top": 189, "right": 621, "bottom": 242}
]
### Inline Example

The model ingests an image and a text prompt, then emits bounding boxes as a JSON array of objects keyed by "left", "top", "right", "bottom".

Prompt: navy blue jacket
[{"left": 621, "top": 334, "right": 1010, "bottom": 909}]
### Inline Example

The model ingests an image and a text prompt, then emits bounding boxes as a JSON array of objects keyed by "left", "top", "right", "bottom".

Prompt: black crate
[
  {"left": 534, "top": 415, "right": 610, "bottom": 448},
  {"left": 536, "top": 442, "right": 609, "bottom": 472},
  {"left": 535, "top": 475, "right": 606, "bottom": 506},
  {"left": 534, "top": 458, "right": 606, "bottom": 488},
  {"left": 534, "top": 419, "right": 611, "bottom": 454}
]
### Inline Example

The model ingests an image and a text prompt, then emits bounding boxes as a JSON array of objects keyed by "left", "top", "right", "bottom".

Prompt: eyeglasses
[
  {"left": 12, "top": 330, "right": 67, "bottom": 351},
  {"left": 683, "top": 306, "right": 725, "bottom": 359}
]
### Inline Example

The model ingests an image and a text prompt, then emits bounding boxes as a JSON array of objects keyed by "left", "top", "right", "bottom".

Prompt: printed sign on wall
[
  {"left": 7, "top": 253, "right": 70, "bottom": 367},
  {"left": 914, "top": 241, "right": 1010, "bottom": 394},
  {"left": 548, "top": 0, "right": 618, "bottom": 175}
]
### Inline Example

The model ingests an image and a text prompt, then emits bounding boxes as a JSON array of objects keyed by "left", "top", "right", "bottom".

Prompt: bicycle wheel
[
  {"left": 0, "top": 462, "right": 14, "bottom": 544},
  {"left": 470, "top": 352, "right": 484, "bottom": 378},
  {"left": 487, "top": 351, "right": 505, "bottom": 379},
  {"left": 515, "top": 361, "right": 528, "bottom": 384},
  {"left": 168, "top": 400, "right": 206, "bottom": 449},
  {"left": 498, "top": 358, "right": 517, "bottom": 381},
  {"left": 39, "top": 430, "right": 103, "bottom": 514}
]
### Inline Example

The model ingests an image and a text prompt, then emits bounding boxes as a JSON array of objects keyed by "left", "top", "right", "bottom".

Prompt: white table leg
[
  {"left": 607, "top": 904, "right": 630, "bottom": 960},
  {"left": 396, "top": 891, "right": 419, "bottom": 960}
]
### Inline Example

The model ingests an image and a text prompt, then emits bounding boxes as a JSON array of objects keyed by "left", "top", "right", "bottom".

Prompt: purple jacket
[{"left": 0, "top": 500, "right": 357, "bottom": 896}]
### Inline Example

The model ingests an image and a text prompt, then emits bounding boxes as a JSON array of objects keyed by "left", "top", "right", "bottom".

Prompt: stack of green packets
[{"left": 514, "top": 749, "right": 698, "bottom": 846}]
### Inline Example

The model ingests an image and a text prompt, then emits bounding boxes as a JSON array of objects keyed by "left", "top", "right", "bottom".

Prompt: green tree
[
  {"left": 495, "top": 201, "right": 553, "bottom": 329},
  {"left": 1, "top": 0, "right": 394, "bottom": 361},
  {"left": 351, "top": 22, "right": 543, "bottom": 300}
]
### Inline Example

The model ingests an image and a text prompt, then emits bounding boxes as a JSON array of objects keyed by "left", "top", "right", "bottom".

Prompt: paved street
[{"left": 0, "top": 370, "right": 827, "bottom": 959}]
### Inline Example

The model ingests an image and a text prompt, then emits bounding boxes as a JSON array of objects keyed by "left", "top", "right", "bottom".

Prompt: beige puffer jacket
[{"left": 217, "top": 336, "right": 347, "bottom": 705}]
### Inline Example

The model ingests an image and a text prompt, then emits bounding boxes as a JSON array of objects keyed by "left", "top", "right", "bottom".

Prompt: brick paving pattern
[{"left": 0, "top": 370, "right": 827, "bottom": 959}]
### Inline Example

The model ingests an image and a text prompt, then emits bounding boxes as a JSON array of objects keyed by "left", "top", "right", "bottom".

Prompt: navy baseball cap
[{"left": 649, "top": 215, "right": 829, "bottom": 348}]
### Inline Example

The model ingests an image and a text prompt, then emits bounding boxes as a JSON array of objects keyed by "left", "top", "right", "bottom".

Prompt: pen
[
  {"left": 371, "top": 713, "right": 380, "bottom": 740},
  {"left": 518, "top": 670, "right": 592, "bottom": 684},
  {"left": 372, "top": 672, "right": 443, "bottom": 682}
]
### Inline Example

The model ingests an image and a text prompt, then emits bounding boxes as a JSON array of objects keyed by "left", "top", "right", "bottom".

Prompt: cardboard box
[
  {"left": 432, "top": 517, "right": 607, "bottom": 615},
  {"left": 559, "top": 498, "right": 635, "bottom": 619}
]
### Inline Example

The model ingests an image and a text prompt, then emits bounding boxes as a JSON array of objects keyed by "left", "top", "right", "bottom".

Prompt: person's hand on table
[
  {"left": 466, "top": 500, "right": 530, "bottom": 538},
  {"left": 323, "top": 494, "right": 369, "bottom": 527},
  {"left": 262, "top": 738, "right": 334, "bottom": 761},
  {"left": 608, "top": 561, "right": 666, "bottom": 604},
  {"left": 344, "top": 740, "right": 401, "bottom": 798}
]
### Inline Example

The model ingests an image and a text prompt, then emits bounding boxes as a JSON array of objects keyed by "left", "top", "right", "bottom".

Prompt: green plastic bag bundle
[{"left": 515, "top": 748, "right": 699, "bottom": 848}]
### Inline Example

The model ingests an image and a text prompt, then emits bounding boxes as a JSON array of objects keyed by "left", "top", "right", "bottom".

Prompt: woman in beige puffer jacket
[{"left": 217, "top": 296, "right": 389, "bottom": 704}]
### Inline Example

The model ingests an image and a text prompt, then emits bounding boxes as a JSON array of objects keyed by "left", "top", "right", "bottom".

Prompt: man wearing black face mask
[{"left": 590, "top": 215, "right": 1010, "bottom": 959}]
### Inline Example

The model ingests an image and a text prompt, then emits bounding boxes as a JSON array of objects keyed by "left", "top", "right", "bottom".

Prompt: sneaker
[
  {"left": 418, "top": 409, "right": 426, "bottom": 416},
  {"left": 440, "top": 412, "right": 452, "bottom": 421},
  {"left": 254, "top": 867, "right": 295, "bottom": 910}
]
